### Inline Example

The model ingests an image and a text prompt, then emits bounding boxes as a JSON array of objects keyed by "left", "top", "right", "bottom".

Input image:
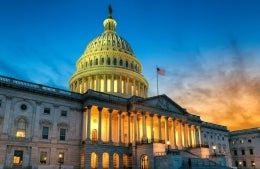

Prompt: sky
[{"left": 0, "top": 0, "right": 260, "bottom": 131}]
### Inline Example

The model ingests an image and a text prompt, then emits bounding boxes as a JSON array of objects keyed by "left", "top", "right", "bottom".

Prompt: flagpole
[{"left": 156, "top": 66, "right": 159, "bottom": 96}]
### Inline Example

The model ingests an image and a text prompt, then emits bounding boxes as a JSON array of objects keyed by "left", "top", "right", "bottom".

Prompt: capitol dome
[{"left": 69, "top": 5, "right": 149, "bottom": 98}]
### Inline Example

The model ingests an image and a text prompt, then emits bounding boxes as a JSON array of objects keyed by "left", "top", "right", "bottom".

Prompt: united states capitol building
[{"left": 0, "top": 6, "right": 259, "bottom": 169}]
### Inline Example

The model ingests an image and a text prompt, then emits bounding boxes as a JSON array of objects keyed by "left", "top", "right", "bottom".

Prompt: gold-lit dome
[{"left": 69, "top": 5, "right": 149, "bottom": 98}]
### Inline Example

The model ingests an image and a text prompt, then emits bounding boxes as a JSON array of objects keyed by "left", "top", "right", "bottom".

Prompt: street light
[
  {"left": 58, "top": 153, "right": 63, "bottom": 169},
  {"left": 166, "top": 141, "right": 170, "bottom": 153},
  {"left": 252, "top": 162, "right": 255, "bottom": 169},
  {"left": 239, "top": 161, "right": 242, "bottom": 169},
  {"left": 212, "top": 145, "right": 216, "bottom": 157}
]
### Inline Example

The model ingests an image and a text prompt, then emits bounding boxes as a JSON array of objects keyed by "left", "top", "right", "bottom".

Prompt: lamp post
[
  {"left": 167, "top": 141, "right": 170, "bottom": 153},
  {"left": 252, "top": 162, "right": 255, "bottom": 169},
  {"left": 212, "top": 145, "right": 216, "bottom": 157},
  {"left": 239, "top": 161, "right": 242, "bottom": 169},
  {"left": 58, "top": 154, "right": 63, "bottom": 169}
]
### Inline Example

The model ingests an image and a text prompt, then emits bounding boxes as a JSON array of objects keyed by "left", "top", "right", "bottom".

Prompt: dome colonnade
[{"left": 69, "top": 6, "right": 148, "bottom": 98}]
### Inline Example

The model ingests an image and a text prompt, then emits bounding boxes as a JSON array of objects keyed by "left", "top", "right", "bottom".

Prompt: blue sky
[{"left": 0, "top": 0, "right": 260, "bottom": 130}]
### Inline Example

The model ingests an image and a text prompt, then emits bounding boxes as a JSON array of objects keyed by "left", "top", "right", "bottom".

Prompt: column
[
  {"left": 95, "top": 75, "right": 98, "bottom": 91},
  {"left": 104, "top": 74, "right": 107, "bottom": 92},
  {"left": 197, "top": 126, "right": 202, "bottom": 146},
  {"left": 150, "top": 114, "right": 154, "bottom": 142},
  {"left": 118, "top": 111, "right": 122, "bottom": 144},
  {"left": 158, "top": 115, "right": 162, "bottom": 142},
  {"left": 109, "top": 109, "right": 113, "bottom": 144},
  {"left": 82, "top": 108, "right": 87, "bottom": 140},
  {"left": 142, "top": 112, "right": 147, "bottom": 142},
  {"left": 133, "top": 112, "right": 137, "bottom": 145},
  {"left": 133, "top": 79, "right": 136, "bottom": 95},
  {"left": 88, "top": 76, "right": 91, "bottom": 90},
  {"left": 98, "top": 107, "right": 102, "bottom": 143},
  {"left": 189, "top": 125, "right": 192, "bottom": 147},
  {"left": 111, "top": 74, "right": 114, "bottom": 92},
  {"left": 165, "top": 117, "right": 169, "bottom": 143},
  {"left": 119, "top": 75, "right": 122, "bottom": 94},
  {"left": 86, "top": 106, "right": 92, "bottom": 142},
  {"left": 173, "top": 118, "right": 177, "bottom": 149},
  {"left": 126, "top": 77, "right": 130, "bottom": 95},
  {"left": 82, "top": 78, "right": 85, "bottom": 93},
  {"left": 127, "top": 112, "right": 131, "bottom": 144},
  {"left": 138, "top": 81, "right": 141, "bottom": 96},
  {"left": 179, "top": 121, "right": 183, "bottom": 149}
]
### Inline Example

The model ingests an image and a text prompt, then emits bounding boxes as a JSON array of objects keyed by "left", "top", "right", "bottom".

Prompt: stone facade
[{"left": 230, "top": 128, "right": 260, "bottom": 169}]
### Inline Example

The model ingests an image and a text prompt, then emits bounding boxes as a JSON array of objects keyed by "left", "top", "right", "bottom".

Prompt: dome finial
[{"left": 108, "top": 4, "right": 113, "bottom": 18}]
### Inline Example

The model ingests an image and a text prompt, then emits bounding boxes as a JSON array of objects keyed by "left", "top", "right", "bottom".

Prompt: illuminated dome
[{"left": 69, "top": 5, "right": 149, "bottom": 98}]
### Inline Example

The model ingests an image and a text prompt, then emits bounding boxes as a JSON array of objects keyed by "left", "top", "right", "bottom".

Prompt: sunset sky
[{"left": 0, "top": 0, "right": 260, "bottom": 131}]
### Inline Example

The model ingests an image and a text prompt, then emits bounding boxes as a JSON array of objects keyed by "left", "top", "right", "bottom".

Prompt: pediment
[{"left": 135, "top": 94, "right": 187, "bottom": 114}]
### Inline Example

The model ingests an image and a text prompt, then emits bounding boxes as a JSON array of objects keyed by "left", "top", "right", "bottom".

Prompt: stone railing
[{"left": 0, "top": 75, "right": 82, "bottom": 100}]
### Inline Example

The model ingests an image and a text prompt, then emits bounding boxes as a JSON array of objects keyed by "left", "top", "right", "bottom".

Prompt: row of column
[
  {"left": 70, "top": 74, "right": 147, "bottom": 97},
  {"left": 82, "top": 106, "right": 202, "bottom": 149}
]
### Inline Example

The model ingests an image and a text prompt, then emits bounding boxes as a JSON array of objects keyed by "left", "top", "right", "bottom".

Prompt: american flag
[{"left": 157, "top": 67, "right": 165, "bottom": 76}]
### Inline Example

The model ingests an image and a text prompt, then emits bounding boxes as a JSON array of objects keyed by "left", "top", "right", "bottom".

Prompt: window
[
  {"left": 243, "top": 161, "right": 246, "bottom": 167},
  {"left": 113, "top": 58, "right": 117, "bottom": 65},
  {"left": 204, "top": 134, "right": 207, "bottom": 138},
  {"left": 240, "top": 139, "right": 244, "bottom": 144},
  {"left": 44, "top": 108, "right": 50, "bottom": 115},
  {"left": 222, "top": 137, "right": 224, "bottom": 141},
  {"left": 241, "top": 149, "right": 245, "bottom": 155},
  {"left": 235, "top": 161, "right": 238, "bottom": 167},
  {"left": 249, "top": 149, "right": 253, "bottom": 155},
  {"left": 119, "top": 59, "right": 123, "bottom": 66},
  {"left": 13, "top": 150, "right": 23, "bottom": 165},
  {"left": 107, "top": 58, "right": 111, "bottom": 65},
  {"left": 16, "top": 119, "right": 26, "bottom": 138},
  {"left": 60, "top": 128, "right": 66, "bottom": 141},
  {"left": 42, "top": 126, "right": 49, "bottom": 139},
  {"left": 234, "top": 150, "right": 237, "bottom": 156},
  {"left": 0, "top": 100, "right": 2, "bottom": 107},
  {"left": 232, "top": 140, "right": 236, "bottom": 144},
  {"left": 95, "top": 58, "right": 98, "bottom": 65},
  {"left": 248, "top": 139, "right": 252, "bottom": 143},
  {"left": 61, "top": 111, "right": 67, "bottom": 117},
  {"left": 40, "top": 152, "right": 47, "bottom": 164}
]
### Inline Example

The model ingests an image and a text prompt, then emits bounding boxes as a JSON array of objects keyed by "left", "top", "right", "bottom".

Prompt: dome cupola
[{"left": 69, "top": 5, "right": 149, "bottom": 98}]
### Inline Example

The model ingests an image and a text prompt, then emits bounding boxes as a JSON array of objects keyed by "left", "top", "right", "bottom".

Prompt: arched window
[
  {"left": 141, "top": 155, "right": 149, "bottom": 169},
  {"left": 86, "top": 62, "right": 88, "bottom": 68},
  {"left": 123, "top": 154, "right": 128, "bottom": 168},
  {"left": 16, "top": 118, "right": 26, "bottom": 137},
  {"left": 113, "top": 153, "right": 119, "bottom": 169},
  {"left": 101, "top": 58, "right": 104, "bottom": 65},
  {"left": 107, "top": 58, "right": 111, "bottom": 65},
  {"left": 91, "top": 152, "right": 98, "bottom": 169},
  {"left": 119, "top": 59, "right": 123, "bottom": 66},
  {"left": 90, "top": 60, "right": 93, "bottom": 66},
  {"left": 95, "top": 58, "right": 98, "bottom": 65},
  {"left": 102, "top": 152, "right": 109, "bottom": 169},
  {"left": 113, "top": 58, "right": 117, "bottom": 65},
  {"left": 126, "top": 61, "right": 128, "bottom": 68}
]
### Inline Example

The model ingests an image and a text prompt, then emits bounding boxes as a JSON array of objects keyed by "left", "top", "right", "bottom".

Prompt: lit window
[
  {"left": 13, "top": 150, "right": 23, "bottom": 165},
  {"left": 16, "top": 119, "right": 26, "bottom": 138},
  {"left": 40, "top": 152, "right": 47, "bottom": 164},
  {"left": 44, "top": 108, "right": 50, "bottom": 115},
  {"left": 60, "top": 128, "right": 66, "bottom": 141},
  {"left": 91, "top": 152, "right": 98, "bottom": 169},
  {"left": 240, "top": 139, "right": 244, "bottom": 144},
  {"left": 42, "top": 126, "right": 49, "bottom": 139}
]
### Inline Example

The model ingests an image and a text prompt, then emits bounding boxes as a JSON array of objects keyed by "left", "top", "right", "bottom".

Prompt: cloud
[{"left": 158, "top": 39, "right": 260, "bottom": 131}]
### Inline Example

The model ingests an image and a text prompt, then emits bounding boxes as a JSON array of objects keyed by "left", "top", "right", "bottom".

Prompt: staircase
[{"left": 179, "top": 150, "right": 233, "bottom": 169}]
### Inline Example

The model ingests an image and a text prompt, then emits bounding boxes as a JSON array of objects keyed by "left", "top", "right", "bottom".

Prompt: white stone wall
[{"left": 0, "top": 87, "right": 82, "bottom": 169}]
